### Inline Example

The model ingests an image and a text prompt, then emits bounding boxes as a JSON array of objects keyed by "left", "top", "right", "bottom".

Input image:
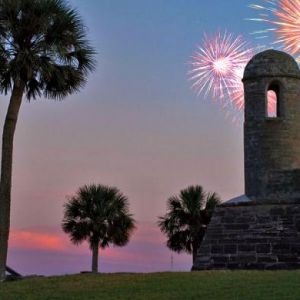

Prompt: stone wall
[{"left": 193, "top": 204, "right": 300, "bottom": 270}]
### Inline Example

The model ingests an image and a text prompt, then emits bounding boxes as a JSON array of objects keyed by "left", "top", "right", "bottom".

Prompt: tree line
[{"left": 62, "top": 183, "right": 220, "bottom": 273}]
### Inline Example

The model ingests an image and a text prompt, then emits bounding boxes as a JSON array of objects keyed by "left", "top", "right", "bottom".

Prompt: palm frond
[
  {"left": 158, "top": 185, "right": 221, "bottom": 254},
  {"left": 0, "top": 0, "right": 96, "bottom": 99},
  {"left": 205, "top": 192, "right": 221, "bottom": 219}
]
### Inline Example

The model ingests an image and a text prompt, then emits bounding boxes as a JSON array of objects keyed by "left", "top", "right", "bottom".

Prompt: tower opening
[{"left": 267, "top": 82, "right": 280, "bottom": 118}]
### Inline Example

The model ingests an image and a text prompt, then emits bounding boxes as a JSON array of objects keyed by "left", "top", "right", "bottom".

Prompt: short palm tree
[
  {"left": 0, "top": 0, "right": 95, "bottom": 279},
  {"left": 158, "top": 185, "right": 221, "bottom": 265},
  {"left": 62, "top": 184, "right": 136, "bottom": 273}
]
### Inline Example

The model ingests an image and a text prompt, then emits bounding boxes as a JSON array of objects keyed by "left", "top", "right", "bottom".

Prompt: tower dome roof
[{"left": 243, "top": 49, "right": 300, "bottom": 81}]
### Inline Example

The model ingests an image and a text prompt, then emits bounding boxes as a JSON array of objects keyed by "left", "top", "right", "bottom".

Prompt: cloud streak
[
  {"left": 7, "top": 222, "right": 191, "bottom": 275},
  {"left": 10, "top": 230, "right": 66, "bottom": 252}
]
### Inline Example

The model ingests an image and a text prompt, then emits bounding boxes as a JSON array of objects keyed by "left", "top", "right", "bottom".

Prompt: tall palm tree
[
  {"left": 0, "top": 0, "right": 95, "bottom": 280},
  {"left": 62, "top": 184, "right": 136, "bottom": 273},
  {"left": 158, "top": 185, "right": 221, "bottom": 266}
]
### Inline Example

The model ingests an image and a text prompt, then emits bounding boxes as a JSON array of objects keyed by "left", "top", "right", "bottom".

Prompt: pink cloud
[
  {"left": 8, "top": 222, "right": 191, "bottom": 275},
  {"left": 10, "top": 230, "right": 67, "bottom": 252}
]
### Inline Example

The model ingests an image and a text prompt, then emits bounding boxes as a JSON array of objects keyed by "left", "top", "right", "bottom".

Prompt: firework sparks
[
  {"left": 227, "top": 66, "right": 246, "bottom": 110},
  {"left": 188, "top": 31, "right": 254, "bottom": 112},
  {"left": 249, "top": 0, "right": 300, "bottom": 61},
  {"left": 188, "top": 31, "right": 277, "bottom": 120}
]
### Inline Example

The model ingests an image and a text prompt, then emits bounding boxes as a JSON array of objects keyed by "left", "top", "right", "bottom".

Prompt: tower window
[{"left": 267, "top": 83, "right": 280, "bottom": 118}]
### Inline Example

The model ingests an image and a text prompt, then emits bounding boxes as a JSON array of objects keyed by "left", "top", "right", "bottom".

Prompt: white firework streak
[
  {"left": 188, "top": 31, "right": 254, "bottom": 113},
  {"left": 188, "top": 31, "right": 253, "bottom": 105}
]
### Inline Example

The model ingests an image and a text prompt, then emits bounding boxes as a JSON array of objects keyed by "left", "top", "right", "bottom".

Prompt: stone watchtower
[
  {"left": 193, "top": 50, "right": 300, "bottom": 270},
  {"left": 244, "top": 50, "right": 300, "bottom": 202}
]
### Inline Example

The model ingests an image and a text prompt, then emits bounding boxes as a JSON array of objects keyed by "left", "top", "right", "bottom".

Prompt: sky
[{"left": 0, "top": 0, "right": 273, "bottom": 275}]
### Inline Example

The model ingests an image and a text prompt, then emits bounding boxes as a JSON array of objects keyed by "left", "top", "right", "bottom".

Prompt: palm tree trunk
[
  {"left": 0, "top": 81, "right": 25, "bottom": 281},
  {"left": 91, "top": 243, "right": 99, "bottom": 273},
  {"left": 192, "top": 242, "right": 199, "bottom": 265},
  {"left": 192, "top": 249, "right": 198, "bottom": 265}
]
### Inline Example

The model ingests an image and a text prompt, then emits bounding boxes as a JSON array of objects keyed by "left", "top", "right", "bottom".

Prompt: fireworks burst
[
  {"left": 249, "top": 0, "right": 300, "bottom": 61},
  {"left": 188, "top": 31, "right": 254, "bottom": 113},
  {"left": 188, "top": 31, "right": 277, "bottom": 121}
]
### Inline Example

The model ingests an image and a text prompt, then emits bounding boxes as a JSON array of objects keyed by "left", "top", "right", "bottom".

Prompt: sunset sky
[{"left": 1, "top": 0, "right": 272, "bottom": 275}]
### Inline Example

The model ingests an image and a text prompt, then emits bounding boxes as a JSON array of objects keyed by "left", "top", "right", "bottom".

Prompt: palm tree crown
[
  {"left": 158, "top": 185, "right": 221, "bottom": 265},
  {"left": 62, "top": 184, "right": 135, "bottom": 272},
  {"left": 0, "top": 0, "right": 95, "bottom": 99}
]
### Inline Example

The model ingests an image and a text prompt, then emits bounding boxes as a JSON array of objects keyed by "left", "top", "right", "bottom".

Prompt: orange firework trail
[{"left": 249, "top": 0, "right": 300, "bottom": 61}]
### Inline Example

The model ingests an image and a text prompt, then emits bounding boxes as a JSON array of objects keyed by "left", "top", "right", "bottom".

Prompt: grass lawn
[{"left": 1, "top": 271, "right": 300, "bottom": 300}]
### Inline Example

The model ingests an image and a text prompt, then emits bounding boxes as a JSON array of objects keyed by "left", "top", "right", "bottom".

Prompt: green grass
[{"left": 1, "top": 271, "right": 300, "bottom": 300}]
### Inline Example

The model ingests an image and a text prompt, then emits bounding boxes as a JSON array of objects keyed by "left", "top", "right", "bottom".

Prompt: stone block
[
  {"left": 224, "top": 223, "right": 250, "bottom": 230},
  {"left": 273, "top": 243, "right": 290, "bottom": 253},
  {"left": 270, "top": 207, "right": 285, "bottom": 216},
  {"left": 290, "top": 244, "right": 300, "bottom": 253},
  {"left": 295, "top": 221, "right": 300, "bottom": 231},
  {"left": 238, "top": 255, "right": 257, "bottom": 264},
  {"left": 256, "top": 244, "right": 271, "bottom": 254},
  {"left": 238, "top": 244, "right": 256, "bottom": 252},
  {"left": 257, "top": 255, "right": 277, "bottom": 263},
  {"left": 277, "top": 254, "right": 298, "bottom": 262},
  {"left": 211, "top": 256, "right": 229, "bottom": 264},
  {"left": 211, "top": 245, "right": 223, "bottom": 254},
  {"left": 224, "top": 245, "right": 237, "bottom": 254},
  {"left": 226, "top": 263, "right": 240, "bottom": 269}
]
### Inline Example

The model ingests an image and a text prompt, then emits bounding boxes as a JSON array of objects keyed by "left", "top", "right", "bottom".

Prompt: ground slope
[{"left": 1, "top": 271, "right": 300, "bottom": 300}]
